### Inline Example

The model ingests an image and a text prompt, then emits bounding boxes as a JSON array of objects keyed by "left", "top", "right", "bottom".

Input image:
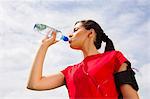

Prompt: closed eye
[{"left": 73, "top": 28, "right": 79, "bottom": 32}]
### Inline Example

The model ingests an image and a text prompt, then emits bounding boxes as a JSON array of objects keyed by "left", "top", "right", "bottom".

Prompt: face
[{"left": 69, "top": 22, "right": 92, "bottom": 50}]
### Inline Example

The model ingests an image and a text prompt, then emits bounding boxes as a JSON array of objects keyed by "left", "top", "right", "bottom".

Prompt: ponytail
[{"left": 101, "top": 33, "right": 115, "bottom": 52}]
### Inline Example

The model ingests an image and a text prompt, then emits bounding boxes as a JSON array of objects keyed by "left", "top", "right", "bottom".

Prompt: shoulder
[
  {"left": 107, "top": 50, "right": 123, "bottom": 54},
  {"left": 104, "top": 50, "right": 127, "bottom": 64},
  {"left": 61, "top": 63, "right": 81, "bottom": 75},
  {"left": 106, "top": 50, "right": 125, "bottom": 56},
  {"left": 103, "top": 50, "right": 123, "bottom": 57}
]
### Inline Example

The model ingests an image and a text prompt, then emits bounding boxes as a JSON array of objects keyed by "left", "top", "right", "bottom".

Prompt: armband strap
[{"left": 114, "top": 61, "right": 139, "bottom": 98}]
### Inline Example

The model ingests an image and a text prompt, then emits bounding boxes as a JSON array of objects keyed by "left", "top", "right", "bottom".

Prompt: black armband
[{"left": 114, "top": 61, "right": 139, "bottom": 98}]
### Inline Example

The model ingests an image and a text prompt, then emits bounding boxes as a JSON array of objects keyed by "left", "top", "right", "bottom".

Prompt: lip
[
  {"left": 69, "top": 39, "right": 72, "bottom": 43},
  {"left": 69, "top": 38, "right": 78, "bottom": 43}
]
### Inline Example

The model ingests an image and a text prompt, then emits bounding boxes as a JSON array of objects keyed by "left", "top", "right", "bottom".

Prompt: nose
[{"left": 68, "top": 33, "right": 73, "bottom": 38}]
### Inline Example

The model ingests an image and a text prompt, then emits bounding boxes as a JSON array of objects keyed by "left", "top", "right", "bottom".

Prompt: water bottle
[{"left": 33, "top": 24, "right": 69, "bottom": 41}]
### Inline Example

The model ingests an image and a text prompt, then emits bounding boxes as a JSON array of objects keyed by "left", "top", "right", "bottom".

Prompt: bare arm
[
  {"left": 118, "top": 63, "right": 140, "bottom": 99},
  {"left": 27, "top": 32, "right": 65, "bottom": 90}
]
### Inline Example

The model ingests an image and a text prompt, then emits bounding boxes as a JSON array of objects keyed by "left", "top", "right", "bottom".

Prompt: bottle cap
[{"left": 62, "top": 36, "right": 69, "bottom": 41}]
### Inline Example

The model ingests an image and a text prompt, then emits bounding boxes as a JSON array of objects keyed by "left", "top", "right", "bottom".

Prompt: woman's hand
[{"left": 41, "top": 31, "right": 58, "bottom": 48}]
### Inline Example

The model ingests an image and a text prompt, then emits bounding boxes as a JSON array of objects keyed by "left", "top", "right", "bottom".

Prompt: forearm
[{"left": 27, "top": 44, "right": 49, "bottom": 87}]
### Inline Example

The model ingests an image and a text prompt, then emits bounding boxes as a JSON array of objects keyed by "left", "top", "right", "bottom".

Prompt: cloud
[
  {"left": 137, "top": 63, "right": 150, "bottom": 99},
  {"left": 0, "top": 0, "right": 149, "bottom": 99}
]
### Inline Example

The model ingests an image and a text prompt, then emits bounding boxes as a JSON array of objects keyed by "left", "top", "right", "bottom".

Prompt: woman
[{"left": 27, "top": 20, "right": 139, "bottom": 99}]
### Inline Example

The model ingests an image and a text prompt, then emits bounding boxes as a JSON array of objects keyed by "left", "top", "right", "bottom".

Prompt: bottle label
[{"left": 34, "top": 24, "right": 48, "bottom": 31}]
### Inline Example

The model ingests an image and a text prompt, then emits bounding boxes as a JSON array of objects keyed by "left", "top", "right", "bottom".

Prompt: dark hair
[{"left": 75, "top": 19, "right": 115, "bottom": 52}]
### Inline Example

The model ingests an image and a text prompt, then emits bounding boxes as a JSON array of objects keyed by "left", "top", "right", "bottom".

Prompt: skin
[{"left": 27, "top": 22, "right": 139, "bottom": 98}]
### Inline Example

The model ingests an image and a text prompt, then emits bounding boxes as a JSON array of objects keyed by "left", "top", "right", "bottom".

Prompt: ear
[{"left": 88, "top": 29, "right": 95, "bottom": 38}]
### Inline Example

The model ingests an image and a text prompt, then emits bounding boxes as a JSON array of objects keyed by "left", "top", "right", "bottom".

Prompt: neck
[{"left": 81, "top": 42, "right": 100, "bottom": 58}]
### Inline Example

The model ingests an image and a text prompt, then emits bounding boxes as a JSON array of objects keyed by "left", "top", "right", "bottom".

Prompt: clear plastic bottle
[{"left": 33, "top": 24, "right": 69, "bottom": 41}]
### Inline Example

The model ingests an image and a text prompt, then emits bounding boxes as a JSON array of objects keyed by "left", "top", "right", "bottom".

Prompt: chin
[{"left": 70, "top": 44, "right": 81, "bottom": 50}]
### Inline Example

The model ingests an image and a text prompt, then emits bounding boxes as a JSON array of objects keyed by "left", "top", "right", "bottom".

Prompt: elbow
[
  {"left": 26, "top": 83, "right": 43, "bottom": 91},
  {"left": 26, "top": 85, "right": 40, "bottom": 91},
  {"left": 26, "top": 82, "right": 37, "bottom": 90},
  {"left": 26, "top": 84, "right": 34, "bottom": 90},
  {"left": 26, "top": 83, "right": 35, "bottom": 90}
]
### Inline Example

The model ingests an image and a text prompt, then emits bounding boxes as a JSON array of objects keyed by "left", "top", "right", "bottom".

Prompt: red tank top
[{"left": 61, "top": 50, "right": 127, "bottom": 99}]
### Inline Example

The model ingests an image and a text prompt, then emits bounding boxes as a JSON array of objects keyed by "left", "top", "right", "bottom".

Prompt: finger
[
  {"left": 53, "top": 40, "right": 59, "bottom": 44},
  {"left": 51, "top": 31, "right": 57, "bottom": 39},
  {"left": 43, "top": 36, "right": 49, "bottom": 40},
  {"left": 42, "top": 34, "right": 50, "bottom": 42}
]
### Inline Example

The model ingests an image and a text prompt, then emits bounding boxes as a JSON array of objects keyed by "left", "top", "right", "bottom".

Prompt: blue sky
[{"left": 0, "top": 0, "right": 150, "bottom": 99}]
